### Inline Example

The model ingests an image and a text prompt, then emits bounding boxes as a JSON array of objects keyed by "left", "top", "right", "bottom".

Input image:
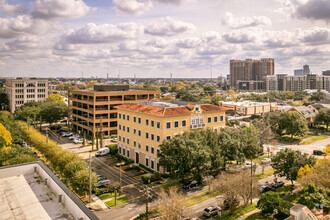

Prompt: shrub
[
  {"left": 257, "top": 191, "right": 288, "bottom": 216},
  {"left": 139, "top": 163, "right": 155, "bottom": 173},
  {"left": 115, "top": 153, "right": 134, "bottom": 164},
  {"left": 161, "top": 173, "right": 170, "bottom": 178},
  {"left": 298, "top": 184, "right": 330, "bottom": 209},
  {"left": 107, "top": 144, "right": 118, "bottom": 155},
  {"left": 141, "top": 173, "right": 161, "bottom": 184}
]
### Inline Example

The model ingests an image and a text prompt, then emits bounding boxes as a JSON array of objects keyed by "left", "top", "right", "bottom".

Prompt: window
[
  {"left": 151, "top": 134, "right": 154, "bottom": 141},
  {"left": 123, "top": 148, "right": 126, "bottom": 156},
  {"left": 146, "top": 158, "right": 149, "bottom": 167},
  {"left": 123, "top": 126, "right": 125, "bottom": 132},
  {"left": 151, "top": 146, "right": 154, "bottom": 154},
  {"left": 146, "top": 144, "right": 149, "bottom": 152},
  {"left": 127, "top": 115, "right": 130, "bottom": 121},
  {"left": 145, "top": 119, "right": 149, "bottom": 126},
  {"left": 127, "top": 126, "right": 130, "bottom": 133},
  {"left": 123, "top": 114, "right": 126, "bottom": 120},
  {"left": 123, "top": 136, "right": 125, "bottom": 143},
  {"left": 151, "top": 160, "right": 154, "bottom": 169},
  {"left": 214, "top": 116, "right": 218, "bottom": 123},
  {"left": 119, "top": 113, "right": 122, "bottom": 119},
  {"left": 157, "top": 163, "right": 160, "bottom": 172},
  {"left": 127, "top": 138, "right": 130, "bottom": 145},
  {"left": 133, "top": 140, "right": 136, "bottom": 147},
  {"left": 133, "top": 128, "right": 136, "bottom": 135},
  {"left": 133, "top": 116, "right": 136, "bottom": 122},
  {"left": 138, "top": 117, "right": 141, "bottom": 124},
  {"left": 157, "top": 148, "right": 160, "bottom": 156},
  {"left": 166, "top": 122, "right": 171, "bottom": 129},
  {"left": 182, "top": 120, "right": 187, "bottom": 127},
  {"left": 138, "top": 130, "right": 141, "bottom": 136},
  {"left": 151, "top": 120, "right": 155, "bottom": 127},
  {"left": 220, "top": 115, "right": 224, "bottom": 122},
  {"left": 156, "top": 135, "right": 160, "bottom": 142},
  {"left": 118, "top": 146, "right": 121, "bottom": 154},
  {"left": 138, "top": 141, "right": 141, "bottom": 149},
  {"left": 174, "top": 121, "right": 179, "bottom": 128},
  {"left": 157, "top": 121, "right": 160, "bottom": 129},
  {"left": 208, "top": 117, "right": 212, "bottom": 123},
  {"left": 119, "top": 125, "right": 121, "bottom": 130},
  {"left": 127, "top": 150, "right": 129, "bottom": 158},
  {"left": 145, "top": 132, "right": 149, "bottom": 139},
  {"left": 119, "top": 135, "right": 122, "bottom": 141},
  {"left": 166, "top": 135, "right": 171, "bottom": 140}
]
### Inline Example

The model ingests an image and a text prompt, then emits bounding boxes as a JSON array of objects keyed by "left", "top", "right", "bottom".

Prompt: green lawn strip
[
  {"left": 99, "top": 191, "right": 123, "bottom": 200},
  {"left": 105, "top": 196, "right": 129, "bottom": 207},
  {"left": 299, "top": 136, "right": 327, "bottom": 145},
  {"left": 213, "top": 203, "right": 257, "bottom": 220},
  {"left": 278, "top": 136, "right": 301, "bottom": 144},
  {"left": 255, "top": 168, "right": 274, "bottom": 179},
  {"left": 186, "top": 189, "right": 218, "bottom": 207},
  {"left": 252, "top": 155, "right": 269, "bottom": 163},
  {"left": 161, "top": 180, "right": 183, "bottom": 190},
  {"left": 245, "top": 211, "right": 290, "bottom": 220}
]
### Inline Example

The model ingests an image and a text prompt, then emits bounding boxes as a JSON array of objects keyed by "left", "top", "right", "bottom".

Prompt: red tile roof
[{"left": 115, "top": 103, "right": 226, "bottom": 116}]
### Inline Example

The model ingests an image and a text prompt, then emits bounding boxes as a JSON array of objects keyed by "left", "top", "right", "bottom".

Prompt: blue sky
[{"left": 0, "top": 0, "right": 329, "bottom": 78}]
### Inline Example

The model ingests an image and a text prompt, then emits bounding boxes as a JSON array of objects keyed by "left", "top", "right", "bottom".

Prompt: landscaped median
[{"left": 299, "top": 136, "right": 327, "bottom": 145}]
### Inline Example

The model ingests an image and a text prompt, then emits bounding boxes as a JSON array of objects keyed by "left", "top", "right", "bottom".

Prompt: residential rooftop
[{"left": 220, "top": 101, "right": 273, "bottom": 107}]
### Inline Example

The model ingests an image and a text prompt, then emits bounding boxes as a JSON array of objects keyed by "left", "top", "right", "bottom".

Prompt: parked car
[
  {"left": 73, "top": 138, "right": 83, "bottom": 144},
  {"left": 261, "top": 158, "right": 272, "bottom": 163},
  {"left": 204, "top": 206, "right": 221, "bottom": 217},
  {"left": 112, "top": 138, "right": 118, "bottom": 142},
  {"left": 97, "top": 179, "right": 110, "bottom": 188},
  {"left": 69, "top": 134, "right": 80, "bottom": 140},
  {"left": 57, "top": 129, "right": 66, "bottom": 134},
  {"left": 62, "top": 132, "right": 73, "bottom": 137},
  {"left": 97, "top": 175, "right": 108, "bottom": 181},
  {"left": 183, "top": 180, "right": 199, "bottom": 189},
  {"left": 95, "top": 147, "right": 110, "bottom": 157},
  {"left": 313, "top": 150, "right": 323, "bottom": 156},
  {"left": 244, "top": 162, "right": 255, "bottom": 169},
  {"left": 271, "top": 181, "right": 284, "bottom": 189},
  {"left": 260, "top": 185, "right": 274, "bottom": 193}
]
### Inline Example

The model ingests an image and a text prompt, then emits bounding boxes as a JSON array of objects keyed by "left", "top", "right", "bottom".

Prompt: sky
[{"left": 0, "top": 0, "right": 329, "bottom": 78}]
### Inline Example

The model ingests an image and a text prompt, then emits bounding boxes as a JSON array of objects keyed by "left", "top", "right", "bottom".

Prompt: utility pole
[
  {"left": 140, "top": 186, "right": 152, "bottom": 220},
  {"left": 89, "top": 153, "right": 92, "bottom": 203},
  {"left": 120, "top": 163, "right": 122, "bottom": 187},
  {"left": 250, "top": 159, "right": 253, "bottom": 205}
]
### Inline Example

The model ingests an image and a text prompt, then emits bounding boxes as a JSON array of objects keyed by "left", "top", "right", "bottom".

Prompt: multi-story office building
[
  {"left": 116, "top": 101, "right": 226, "bottom": 172},
  {"left": 265, "top": 74, "right": 330, "bottom": 92},
  {"left": 68, "top": 85, "right": 161, "bottom": 138},
  {"left": 294, "top": 69, "right": 303, "bottom": 76},
  {"left": 303, "top": 65, "right": 310, "bottom": 75},
  {"left": 230, "top": 58, "right": 274, "bottom": 90},
  {"left": 322, "top": 70, "right": 330, "bottom": 76},
  {"left": 5, "top": 78, "right": 48, "bottom": 113}
]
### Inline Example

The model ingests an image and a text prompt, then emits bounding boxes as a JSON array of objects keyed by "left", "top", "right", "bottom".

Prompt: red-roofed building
[{"left": 115, "top": 101, "right": 226, "bottom": 172}]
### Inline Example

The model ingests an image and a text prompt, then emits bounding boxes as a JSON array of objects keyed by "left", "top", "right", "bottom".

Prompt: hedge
[
  {"left": 139, "top": 163, "right": 155, "bottom": 173},
  {"left": 115, "top": 153, "right": 134, "bottom": 164},
  {"left": 106, "top": 144, "right": 118, "bottom": 155},
  {"left": 141, "top": 172, "right": 162, "bottom": 184}
]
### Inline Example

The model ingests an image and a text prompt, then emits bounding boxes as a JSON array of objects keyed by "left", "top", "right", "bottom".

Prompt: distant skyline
[{"left": 0, "top": 0, "right": 330, "bottom": 78}]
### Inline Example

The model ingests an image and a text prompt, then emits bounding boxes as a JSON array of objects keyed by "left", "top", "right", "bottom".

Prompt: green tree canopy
[
  {"left": 279, "top": 111, "right": 308, "bottom": 137},
  {"left": 39, "top": 102, "right": 67, "bottom": 124},
  {"left": 271, "top": 148, "right": 317, "bottom": 185},
  {"left": 310, "top": 92, "right": 326, "bottom": 102},
  {"left": 257, "top": 192, "right": 288, "bottom": 216},
  {"left": 298, "top": 184, "right": 330, "bottom": 210},
  {"left": 315, "top": 108, "right": 330, "bottom": 130}
]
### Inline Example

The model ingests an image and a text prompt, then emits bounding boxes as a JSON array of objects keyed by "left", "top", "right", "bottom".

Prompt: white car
[
  {"left": 62, "top": 132, "right": 73, "bottom": 137},
  {"left": 244, "top": 162, "right": 255, "bottom": 168},
  {"left": 261, "top": 158, "right": 272, "bottom": 164},
  {"left": 73, "top": 138, "right": 83, "bottom": 144},
  {"left": 112, "top": 138, "right": 118, "bottom": 142},
  {"left": 69, "top": 134, "right": 80, "bottom": 140}
]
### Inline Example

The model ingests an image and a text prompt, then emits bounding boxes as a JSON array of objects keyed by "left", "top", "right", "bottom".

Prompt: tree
[
  {"left": 71, "top": 169, "right": 98, "bottom": 196},
  {"left": 257, "top": 192, "right": 288, "bottom": 216},
  {"left": 271, "top": 148, "right": 317, "bottom": 185},
  {"left": 15, "top": 106, "right": 41, "bottom": 123},
  {"left": 64, "top": 159, "right": 88, "bottom": 179},
  {"left": 297, "top": 157, "right": 330, "bottom": 192},
  {"left": 211, "top": 94, "right": 222, "bottom": 105},
  {"left": 39, "top": 102, "right": 67, "bottom": 124},
  {"left": 0, "top": 123, "right": 12, "bottom": 148},
  {"left": 310, "top": 92, "right": 326, "bottom": 102},
  {"left": 252, "top": 118, "right": 276, "bottom": 152},
  {"left": 279, "top": 111, "right": 308, "bottom": 137},
  {"left": 86, "top": 80, "right": 98, "bottom": 89},
  {"left": 240, "top": 126, "right": 260, "bottom": 161},
  {"left": 298, "top": 184, "right": 329, "bottom": 210},
  {"left": 0, "top": 89, "right": 9, "bottom": 111},
  {"left": 46, "top": 94, "right": 64, "bottom": 102},
  {"left": 315, "top": 108, "right": 330, "bottom": 131},
  {"left": 157, "top": 187, "right": 190, "bottom": 220},
  {"left": 159, "top": 132, "right": 211, "bottom": 180}
]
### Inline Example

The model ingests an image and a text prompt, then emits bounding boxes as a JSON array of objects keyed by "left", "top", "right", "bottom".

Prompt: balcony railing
[{"left": 190, "top": 123, "right": 206, "bottom": 129}]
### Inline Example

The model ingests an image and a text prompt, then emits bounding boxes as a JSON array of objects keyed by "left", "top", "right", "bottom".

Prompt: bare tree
[{"left": 157, "top": 187, "right": 191, "bottom": 220}]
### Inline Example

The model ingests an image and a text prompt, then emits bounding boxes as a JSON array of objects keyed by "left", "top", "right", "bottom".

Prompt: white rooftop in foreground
[
  {"left": 0, "top": 175, "right": 73, "bottom": 220},
  {"left": 0, "top": 162, "right": 98, "bottom": 220}
]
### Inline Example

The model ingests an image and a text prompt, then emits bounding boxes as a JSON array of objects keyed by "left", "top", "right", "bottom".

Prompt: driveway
[{"left": 277, "top": 136, "right": 329, "bottom": 155}]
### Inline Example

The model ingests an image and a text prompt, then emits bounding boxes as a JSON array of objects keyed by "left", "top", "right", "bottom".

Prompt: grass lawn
[
  {"left": 255, "top": 168, "right": 274, "bottom": 179},
  {"left": 106, "top": 196, "right": 129, "bottom": 207},
  {"left": 213, "top": 203, "right": 257, "bottom": 220},
  {"left": 299, "top": 136, "right": 327, "bottom": 145},
  {"left": 186, "top": 189, "right": 218, "bottom": 207},
  {"left": 277, "top": 136, "right": 301, "bottom": 144},
  {"left": 98, "top": 191, "right": 123, "bottom": 200},
  {"left": 253, "top": 155, "right": 269, "bottom": 163},
  {"left": 161, "top": 180, "right": 183, "bottom": 190},
  {"left": 245, "top": 211, "right": 289, "bottom": 220}
]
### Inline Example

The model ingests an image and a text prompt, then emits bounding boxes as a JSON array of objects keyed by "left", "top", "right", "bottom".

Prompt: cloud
[
  {"left": 176, "top": 37, "right": 201, "bottom": 48},
  {"left": 0, "top": 15, "right": 50, "bottom": 38},
  {"left": 32, "top": 0, "right": 91, "bottom": 19},
  {"left": 223, "top": 31, "right": 256, "bottom": 44},
  {"left": 0, "top": 0, "right": 28, "bottom": 15},
  {"left": 154, "top": 0, "right": 190, "bottom": 5},
  {"left": 221, "top": 12, "right": 272, "bottom": 29},
  {"left": 144, "top": 16, "right": 195, "bottom": 36},
  {"left": 58, "top": 22, "right": 143, "bottom": 44},
  {"left": 301, "top": 27, "right": 330, "bottom": 44},
  {"left": 112, "top": 0, "right": 152, "bottom": 15},
  {"left": 295, "top": 0, "right": 330, "bottom": 21}
]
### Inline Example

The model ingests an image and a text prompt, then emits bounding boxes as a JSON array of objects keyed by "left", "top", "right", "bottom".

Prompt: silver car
[{"left": 204, "top": 206, "right": 221, "bottom": 217}]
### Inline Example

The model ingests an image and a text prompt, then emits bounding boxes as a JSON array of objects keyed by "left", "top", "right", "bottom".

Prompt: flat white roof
[
  {"left": 0, "top": 175, "right": 74, "bottom": 220},
  {"left": 221, "top": 101, "right": 271, "bottom": 107}
]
